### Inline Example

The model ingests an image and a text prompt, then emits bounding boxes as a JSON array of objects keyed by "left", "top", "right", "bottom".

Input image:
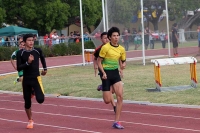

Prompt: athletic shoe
[
  {"left": 27, "top": 120, "right": 34, "bottom": 129},
  {"left": 112, "top": 122, "right": 124, "bottom": 129},
  {"left": 174, "top": 54, "right": 179, "bottom": 57},
  {"left": 113, "top": 106, "right": 116, "bottom": 114},
  {"left": 97, "top": 85, "right": 102, "bottom": 91},
  {"left": 13, "top": 80, "right": 17, "bottom": 85},
  {"left": 13, "top": 77, "right": 19, "bottom": 85}
]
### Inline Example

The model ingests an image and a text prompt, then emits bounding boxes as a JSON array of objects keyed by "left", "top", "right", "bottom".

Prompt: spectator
[
  {"left": 134, "top": 30, "right": 142, "bottom": 50},
  {"left": 5, "top": 37, "right": 10, "bottom": 46},
  {"left": 43, "top": 34, "right": 49, "bottom": 46},
  {"left": 94, "top": 30, "right": 101, "bottom": 40},
  {"left": 172, "top": 23, "right": 179, "bottom": 57},
  {"left": 60, "top": 34, "right": 66, "bottom": 43},
  {"left": 149, "top": 31, "right": 155, "bottom": 49},
  {"left": 10, "top": 36, "right": 16, "bottom": 46},
  {"left": 122, "top": 29, "right": 129, "bottom": 51},
  {"left": 0, "top": 37, "right": 5, "bottom": 46},
  {"left": 144, "top": 27, "right": 150, "bottom": 50},
  {"left": 68, "top": 32, "right": 75, "bottom": 43},
  {"left": 75, "top": 31, "right": 80, "bottom": 43},
  {"left": 83, "top": 32, "right": 90, "bottom": 42},
  {"left": 159, "top": 30, "right": 166, "bottom": 48},
  {"left": 52, "top": 31, "right": 60, "bottom": 45}
]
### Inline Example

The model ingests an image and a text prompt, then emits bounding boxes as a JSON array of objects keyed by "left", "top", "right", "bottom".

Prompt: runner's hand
[
  {"left": 119, "top": 69, "right": 123, "bottom": 78},
  {"left": 28, "top": 54, "right": 34, "bottom": 63},
  {"left": 102, "top": 72, "right": 107, "bottom": 79},
  {"left": 41, "top": 70, "right": 47, "bottom": 76}
]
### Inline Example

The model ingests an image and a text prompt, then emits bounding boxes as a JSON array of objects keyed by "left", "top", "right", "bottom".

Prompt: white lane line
[
  {"left": 0, "top": 107, "right": 200, "bottom": 132},
  {"left": 0, "top": 99, "right": 200, "bottom": 121},
  {"left": 0, "top": 118, "right": 101, "bottom": 133}
]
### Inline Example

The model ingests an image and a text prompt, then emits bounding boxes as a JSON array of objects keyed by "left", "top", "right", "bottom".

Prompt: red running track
[
  {"left": 0, "top": 93, "right": 200, "bottom": 133},
  {"left": 0, "top": 46, "right": 199, "bottom": 74}
]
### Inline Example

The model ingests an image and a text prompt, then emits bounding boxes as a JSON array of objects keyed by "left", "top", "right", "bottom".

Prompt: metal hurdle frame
[
  {"left": 151, "top": 57, "right": 198, "bottom": 91},
  {"left": 84, "top": 49, "right": 95, "bottom": 64}
]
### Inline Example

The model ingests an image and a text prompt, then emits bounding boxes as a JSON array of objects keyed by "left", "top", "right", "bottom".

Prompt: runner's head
[
  {"left": 107, "top": 27, "right": 120, "bottom": 44},
  {"left": 101, "top": 32, "right": 109, "bottom": 44},
  {"left": 19, "top": 40, "right": 25, "bottom": 49},
  {"left": 23, "top": 34, "right": 34, "bottom": 49}
]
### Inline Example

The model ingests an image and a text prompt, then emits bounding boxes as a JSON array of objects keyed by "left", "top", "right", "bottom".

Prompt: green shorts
[
  {"left": 18, "top": 71, "right": 23, "bottom": 77},
  {"left": 134, "top": 40, "right": 142, "bottom": 45}
]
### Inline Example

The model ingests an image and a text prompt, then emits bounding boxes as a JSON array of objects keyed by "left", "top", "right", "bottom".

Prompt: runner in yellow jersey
[{"left": 97, "top": 27, "right": 126, "bottom": 129}]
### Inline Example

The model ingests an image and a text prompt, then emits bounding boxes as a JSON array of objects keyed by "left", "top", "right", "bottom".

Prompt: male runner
[
  {"left": 11, "top": 40, "right": 25, "bottom": 84},
  {"left": 93, "top": 32, "right": 116, "bottom": 113},
  {"left": 97, "top": 27, "right": 126, "bottom": 129},
  {"left": 16, "top": 34, "right": 47, "bottom": 129}
]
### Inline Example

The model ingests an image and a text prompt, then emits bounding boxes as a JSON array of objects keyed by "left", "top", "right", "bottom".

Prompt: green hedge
[
  {"left": 0, "top": 41, "right": 95, "bottom": 61},
  {"left": 0, "top": 47, "right": 18, "bottom": 61}
]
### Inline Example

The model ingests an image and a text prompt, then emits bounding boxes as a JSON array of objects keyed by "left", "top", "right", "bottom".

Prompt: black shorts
[
  {"left": 23, "top": 76, "right": 45, "bottom": 109},
  {"left": 100, "top": 69, "right": 121, "bottom": 91},
  {"left": 144, "top": 39, "right": 149, "bottom": 46},
  {"left": 172, "top": 40, "right": 178, "bottom": 48}
]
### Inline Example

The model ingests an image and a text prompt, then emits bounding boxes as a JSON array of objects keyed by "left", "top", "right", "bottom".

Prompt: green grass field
[{"left": 0, "top": 59, "right": 200, "bottom": 105}]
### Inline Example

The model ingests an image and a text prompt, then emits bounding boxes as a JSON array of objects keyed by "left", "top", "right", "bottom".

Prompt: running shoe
[
  {"left": 112, "top": 121, "right": 124, "bottom": 129},
  {"left": 27, "top": 120, "right": 34, "bottom": 129},
  {"left": 13, "top": 77, "right": 19, "bottom": 85},
  {"left": 97, "top": 85, "right": 102, "bottom": 91}
]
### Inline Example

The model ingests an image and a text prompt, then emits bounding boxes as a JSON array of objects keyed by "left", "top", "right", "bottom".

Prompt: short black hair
[
  {"left": 100, "top": 32, "right": 107, "bottom": 39},
  {"left": 23, "top": 34, "right": 34, "bottom": 42},
  {"left": 173, "top": 23, "right": 177, "bottom": 27},
  {"left": 107, "top": 27, "right": 120, "bottom": 39}
]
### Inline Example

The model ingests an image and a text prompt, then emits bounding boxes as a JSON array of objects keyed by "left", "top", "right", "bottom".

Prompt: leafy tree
[
  {"left": 2, "top": 0, "right": 70, "bottom": 35},
  {"left": 63, "top": 0, "right": 102, "bottom": 33},
  {"left": 108, "top": 0, "right": 139, "bottom": 29},
  {"left": 168, "top": 0, "right": 200, "bottom": 29},
  {"left": 168, "top": 0, "right": 200, "bottom": 41},
  {"left": 107, "top": 0, "right": 164, "bottom": 31},
  {"left": 0, "top": 0, "right": 6, "bottom": 27},
  {"left": 142, "top": 0, "right": 165, "bottom": 31}
]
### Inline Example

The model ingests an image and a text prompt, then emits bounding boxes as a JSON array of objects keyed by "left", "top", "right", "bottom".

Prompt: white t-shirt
[{"left": 52, "top": 35, "right": 59, "bottom": 44}]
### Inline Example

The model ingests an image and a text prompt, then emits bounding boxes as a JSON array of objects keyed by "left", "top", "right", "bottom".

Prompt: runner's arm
[
  {"left": 11, "top": 52, "right": 17, "bottom": 70},
  {"left": 97, "top": 57, "right": 105, "bottom": 75},
  {"left": 11, "top": 59, "right": 17, "bottom": 70},
  {"left": 93, "top": 56, "right": 98, "bottom": 77},
  {"left": 16, "top": 50, "right": 29, "bottom": 71},
  {"left": 38, "top": 48, "right": 47, "bottom": 71}
]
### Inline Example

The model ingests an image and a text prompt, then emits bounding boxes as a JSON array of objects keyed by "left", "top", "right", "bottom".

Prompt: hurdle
[
  {"left": 151, "top": 57, "right": 197, "bottom": 91},
  {"left": 84, "top": 49, "right": 95, "bottom": 63}
]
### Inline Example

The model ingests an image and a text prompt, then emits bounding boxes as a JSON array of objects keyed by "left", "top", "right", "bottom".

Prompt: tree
[
  {"left": 168, "top": 0, "right": 200, "bottom": 29},
  {"left": 107, "top": 0, "right": 165, "bottom": 32},
  {"left": 2, "top": 0, "right": 70, "bottom": 35},
  {"left": 168, "top": 0, "right": 200, "bottom": 41},
  {"left": 108, "top": 0, "right": 139, "bottom": 29},
  {"left": 143, "top": 0, "right": 165, "bottom": 32},
  {"left": 63, "top": 0, "right": 102, "bottom": 33},
  {"left": 0, "top": 0, "right": 6, "bottom": 27}
]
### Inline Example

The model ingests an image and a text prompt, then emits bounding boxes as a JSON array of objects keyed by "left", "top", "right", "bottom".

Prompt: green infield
[{"left": 0, "top": 60, "right": 200, "bottom": 105}]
